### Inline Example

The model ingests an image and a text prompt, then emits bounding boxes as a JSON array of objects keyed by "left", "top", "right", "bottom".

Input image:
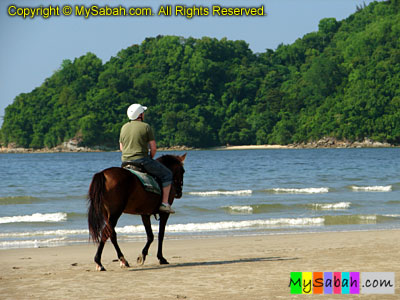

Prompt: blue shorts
[{"left": 130, "top": 157, "right": 172, "bottom": 187}]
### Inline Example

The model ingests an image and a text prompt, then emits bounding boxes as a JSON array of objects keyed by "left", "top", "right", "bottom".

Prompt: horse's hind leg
[
  {"left": 137, "top": 214, "right": 154, "bottom": 265},
  {"left": 109, "top": 215, "right": 129, "bottom": 268},
  {"left": 94, "top": 231, "right": 107, "bottom": 271}
]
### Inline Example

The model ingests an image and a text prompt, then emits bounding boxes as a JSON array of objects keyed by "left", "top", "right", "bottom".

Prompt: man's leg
[
  {"left": 160, "top": 184, "right": 174, "bottom": 213},
  {"left": 139, "top": 158, "right": 174, "bottom": 213},
  {"left": 162, "top": 185, "right": 171, "bottom": 204}
]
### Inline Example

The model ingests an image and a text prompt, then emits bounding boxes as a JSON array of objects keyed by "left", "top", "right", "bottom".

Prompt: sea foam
[
  {"left": 0, "top": 229, "right": 87, "bottom": 238},
  {"left": 351, "top": 185, "right": 392, "bottom": 192},
  {"left": 0, "top": 238, "right": 67, "bottom": 249},
  {"left": 269, "top": 187, "right": 329, "bottom": 194},
  {"left": 0, "top": 212, "right": 67, "bottom": 224},
  {"left": 116, "top": 217, "right": 325, "bottom": 233},
  {"left": 223, "top": 205, "right": 254, "bottom": 214},
  {"left": 189, "top": 190, "right": 253, "bottom": 196},
  {"left": 311, "top": 202, "right": 351, "bottom": 210}
]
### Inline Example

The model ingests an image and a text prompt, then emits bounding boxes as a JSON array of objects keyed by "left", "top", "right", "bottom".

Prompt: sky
[{"left": 0, "top": 0, "right": 381, "bottom": 124}]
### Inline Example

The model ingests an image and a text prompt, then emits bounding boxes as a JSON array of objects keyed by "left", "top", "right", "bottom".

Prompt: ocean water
[{"left": 0, "top": 148, "right": 399, "bottom": 249}]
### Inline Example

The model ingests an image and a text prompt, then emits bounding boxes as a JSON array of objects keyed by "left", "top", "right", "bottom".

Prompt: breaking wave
[
  {"left": 309, "top": 202, "right": 351, "bottom": 210},
  {"left": 266, "top": 187, "right": 329, "bottom": 194},
  {"left": 223, "top": 205, "right": 254, "bottom": 214},
  {"left": 222, "top": 202, "right": 352, "bottom": 214},
  {"left": 188, "top": 190, "right": 252, "bottom": 196},
  {"left": 0, "top": 213, "right": 67, "bottom": 224},
  {"left": 350, "top": 185, "right": 392, "bottom": 192},
  {"left": 0, "top": 238, "right": 69, "bottom": 249},
  {"left": 0, "top": 229, "right": 87, "bottom": 238},
  {"left": 222, "top": 204, "right": 292, "bottom": 214},
  {"left": 117, "top": 217, "right": 325, "bottom": 233}
]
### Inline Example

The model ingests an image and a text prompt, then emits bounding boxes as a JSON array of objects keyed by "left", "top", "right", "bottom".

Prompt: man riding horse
[
  {"left": 119, "top": 104, "right": 175, "bottom": 214},
  {"left": 87, "top": 104, "right": 186, "bottom": 270}
]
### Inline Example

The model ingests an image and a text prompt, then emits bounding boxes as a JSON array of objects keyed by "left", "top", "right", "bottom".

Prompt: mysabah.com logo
[{"left": 289, "top": 272, "right": 395, "bottom": 295}]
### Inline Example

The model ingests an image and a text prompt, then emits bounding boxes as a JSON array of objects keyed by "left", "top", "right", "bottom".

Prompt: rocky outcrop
[
  {"left": 293, "top": 137, "right": 393, "bottom": 149},
  {"left": 0, "top": 138, "right": 101, "bottom": 153}
]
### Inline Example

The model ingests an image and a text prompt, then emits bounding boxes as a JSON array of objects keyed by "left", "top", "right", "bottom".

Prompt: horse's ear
[{"left": 179, "top": 153, "right": 187, "bottom": 163}]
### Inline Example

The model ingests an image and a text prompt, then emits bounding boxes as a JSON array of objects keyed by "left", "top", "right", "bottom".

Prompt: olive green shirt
[{"left": 119, "top": 121, "right": 155, "bottom": 161}]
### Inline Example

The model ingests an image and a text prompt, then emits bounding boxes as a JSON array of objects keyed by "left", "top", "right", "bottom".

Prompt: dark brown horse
[{"left": 87, "top": 153, "right": 186, "bottom": 271}]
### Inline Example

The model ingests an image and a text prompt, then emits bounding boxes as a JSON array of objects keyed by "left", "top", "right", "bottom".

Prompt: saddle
[
  {"left": 122, "top": 162, "right": 162, "bottom": 195},
  {"left": 121, "top": 161, "right": 146, "bottom": 172}
]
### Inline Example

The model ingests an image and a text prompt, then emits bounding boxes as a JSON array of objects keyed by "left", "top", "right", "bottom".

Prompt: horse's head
[{"left": 157, "top": 153, "right": 186, "bottom": 199}]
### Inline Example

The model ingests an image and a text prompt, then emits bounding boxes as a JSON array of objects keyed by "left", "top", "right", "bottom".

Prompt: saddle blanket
[{"left": 124, "top": 167, "right": 161, "bottom": 195}]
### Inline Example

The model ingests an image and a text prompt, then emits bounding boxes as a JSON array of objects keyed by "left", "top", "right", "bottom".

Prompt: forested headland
[{"left": 1, "top": 1, "right": 399, "bottom": 149}]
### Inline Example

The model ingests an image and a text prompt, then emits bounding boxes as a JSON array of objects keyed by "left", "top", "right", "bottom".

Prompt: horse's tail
[{"left": 87, "top": 171, "right": 109, "bottom": 244}]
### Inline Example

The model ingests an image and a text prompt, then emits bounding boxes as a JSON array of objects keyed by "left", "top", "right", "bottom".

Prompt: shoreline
[
  {"left": 0, "top": 140, "right": 397, "bottom": 154},
  {"left": 1, "top": 226, "right": 399, "bottom": 252},
  {"left": 1, "top": 229, "right": 399, "bottom": 298}
]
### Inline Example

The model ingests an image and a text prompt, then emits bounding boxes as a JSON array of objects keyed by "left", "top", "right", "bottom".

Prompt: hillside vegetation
[{"left": 1, "top": 1, "right": 399, "bottom": 148}]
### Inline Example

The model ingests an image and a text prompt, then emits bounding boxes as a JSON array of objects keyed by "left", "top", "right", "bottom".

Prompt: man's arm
[
  {"left": 149, "top": 140, "right": 157, "bottom": 158},
  {"left": 119, "top": 143, "right": 123, "bottom": 151}
]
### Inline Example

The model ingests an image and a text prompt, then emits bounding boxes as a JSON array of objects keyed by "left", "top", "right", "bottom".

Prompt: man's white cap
[{"left": 127, "top": 104, "right": 147, "bottom": 120}]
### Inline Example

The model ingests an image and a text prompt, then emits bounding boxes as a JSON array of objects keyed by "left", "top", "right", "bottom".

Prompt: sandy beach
[
  {"left": 215, "top": 145, "right": 292, "bottom": 150},
  {"left": 1, "top": 230, "right": 399, "bottom": 299}
]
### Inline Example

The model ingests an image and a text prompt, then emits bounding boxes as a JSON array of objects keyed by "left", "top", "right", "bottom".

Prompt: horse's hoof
[
  {"left": 120, "top": 257, "right": 130, "bottom": 268},
  {"left": 137, "top": 254, "right": 146, "bottom": 266},
  {"left": 159, "top": 258, "right": 169, "bottom": 265},
  {"left": 96, "top": 264, "right": 106, "bottom": 271}
]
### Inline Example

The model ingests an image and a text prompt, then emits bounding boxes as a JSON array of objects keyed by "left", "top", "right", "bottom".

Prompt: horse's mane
[{"left": 157, "top": 155, "right": 182, "bottom": 168}]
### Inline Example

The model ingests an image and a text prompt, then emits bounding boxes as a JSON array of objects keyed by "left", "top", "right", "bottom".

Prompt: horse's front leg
[
  {"left": 157, "top": 212, "right": 170, "bottom": 264},
  {"left": 137, "top": 214, "right": 154, "bottom": 265}
]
